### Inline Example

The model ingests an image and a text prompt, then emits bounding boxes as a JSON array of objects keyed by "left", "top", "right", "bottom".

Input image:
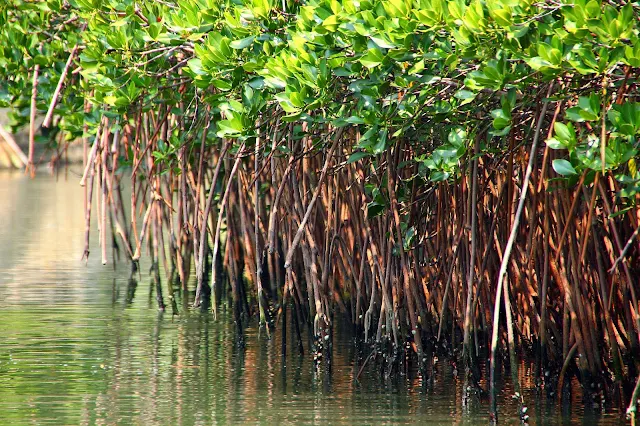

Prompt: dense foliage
[
  {"left": 2, "top": 0, "right": 639, "bottom": 186},
  {"left": 3, "top": 0, "right": 640, "bottom": 420}
]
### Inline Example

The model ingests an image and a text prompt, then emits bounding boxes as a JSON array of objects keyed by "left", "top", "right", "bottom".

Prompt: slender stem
[
  {"left": 194, "top": 140, "right": 230, "bottom": 305},
  {"left": 27, "top": 63, "right": 40, "bottom": 176},
  {"left": 210, "top": 142, "right": 247, "bottom": 319},
  {"left": 42, "top": 41, "right": 81, "bottom": 128},
  {"left": 489, "top": 83, "right": 553, "bottom": 421},
  {"left": 284, "top": 127, "right": 343, "bottom": 269}
]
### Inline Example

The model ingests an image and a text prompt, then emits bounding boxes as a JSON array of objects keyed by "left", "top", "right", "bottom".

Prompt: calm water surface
[{"left": 0, "top": 170, "right": 628, "bottom": 425}]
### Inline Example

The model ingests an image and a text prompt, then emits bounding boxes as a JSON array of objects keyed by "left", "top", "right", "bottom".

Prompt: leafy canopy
[{"left": 1, "top": 0, "right": 640, "bottom": 196}]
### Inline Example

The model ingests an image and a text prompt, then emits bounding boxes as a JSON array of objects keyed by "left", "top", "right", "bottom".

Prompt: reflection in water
[{"left": 0, "top": 171, "right": 627, "bottom": 424}]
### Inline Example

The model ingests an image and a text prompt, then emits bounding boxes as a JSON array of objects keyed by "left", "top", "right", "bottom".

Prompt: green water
[{"left": 0, "top": 170, "right": 628, "bottom": 425}]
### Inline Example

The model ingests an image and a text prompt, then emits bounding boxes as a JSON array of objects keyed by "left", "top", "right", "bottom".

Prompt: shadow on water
[{"left": 0, "top": 171, "right": 630, "bottom": 424}]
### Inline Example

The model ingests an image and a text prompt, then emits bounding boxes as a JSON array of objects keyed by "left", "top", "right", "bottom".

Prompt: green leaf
[
  {"left": 370, "top": 35, "right": 397, "bottom": 49},
  {"left": 448, "top": 127, "right": 467, "bottom": 148},
  {"left": 322, "top": 15, "right": 339, "bottom": 32},
  {"left": 275, "top": 93, "right": 301, "bottom": 113},
  {"left": 538, "top": 43, "right": 562, "bottom": 66},
  {"left": 334, "top": 116, "right": 366, "bottom": 127},
  {"left": 546, "top": 138, "right": 565, "bottom": 150},
  {"left": 230, "top": 36, "right": 255, "bottom": 49},
  {"left": 403, "top": 226, "right": 416, "bottom": 251},
  {"left": 430, "top": 170, "right": 450, "bottom": 182},
  {"left": 552, "top": 159, "right": 578, "bottom": 176},
  {"left": 359, "top": 48, "right": 384, "bottom": 69},
  {"left": 367, "top": 201, "right": 386, "bottom": 218},
  {"left": 554, "top": 122, "right": 575, "bottom": 145},
  {"left": 491, "top": 108, "right": 511, "bottom": 130},
  {"left": 492, "top": 8, "right": 512, "bottom": 27},
  {"left": 347, "top": 151, "right": 371, "bottom": 164},
  {"left": 408, "top": 59, "right": 424, "bottom": 75},
  {"left": 454, "top": 90, "right": 477, "bottom": 105},
  {"left": 565, "top": 107, "right": 585, "bottom": 122}
]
